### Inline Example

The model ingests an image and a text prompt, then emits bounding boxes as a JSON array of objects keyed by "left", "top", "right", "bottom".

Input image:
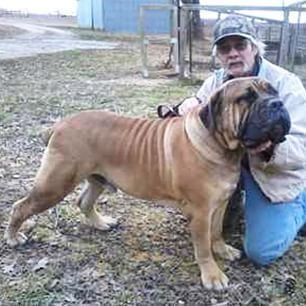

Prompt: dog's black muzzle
[{"left": 241, "top": 98, "right": 291, "bottom": 150}]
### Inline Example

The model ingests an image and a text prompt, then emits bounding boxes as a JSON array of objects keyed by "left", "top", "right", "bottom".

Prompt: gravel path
[{"left": 0, "top": 18, "right": 119, "bottom": 59}]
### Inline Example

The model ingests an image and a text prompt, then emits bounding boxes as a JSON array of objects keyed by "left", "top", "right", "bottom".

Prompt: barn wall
[{"left": 77, "top": 0, "right": 172, "bottom": 34}]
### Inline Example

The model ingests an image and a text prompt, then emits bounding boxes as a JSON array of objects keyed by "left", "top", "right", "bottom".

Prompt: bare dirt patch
[
  {"left": 0, "top": 17, "right": 306, "bottom": 306},
  {"left": 0, "top": 24, "right": 25, "bottom": 38},
  {"left": 0, "top": 17, "right": 119, "bottom": 60}
]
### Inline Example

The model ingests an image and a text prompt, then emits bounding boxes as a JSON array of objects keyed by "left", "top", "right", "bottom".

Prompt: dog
[{"left": 4, "top": 77, "right": 290, "bottom": 290}]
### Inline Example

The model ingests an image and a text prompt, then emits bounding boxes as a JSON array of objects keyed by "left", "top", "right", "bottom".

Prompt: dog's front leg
[{"left": 188, "top": 208, "right": 229, "bottom": 290}]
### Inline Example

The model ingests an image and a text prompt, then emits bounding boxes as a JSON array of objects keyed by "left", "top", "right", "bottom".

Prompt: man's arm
[{"left": 178, "top": 75, "right": 217, "bottom": 115}]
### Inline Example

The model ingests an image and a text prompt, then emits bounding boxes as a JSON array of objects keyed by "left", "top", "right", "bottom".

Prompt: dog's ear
[
  {"left": 236, "top": 87, "right": 258, "bottom": 105},
  {"left": 255, "top": 78, "right": 278, "bottom": 96},
  {"left": 264, "top": 82, "right": 279, "bottom": 96},
  {"left": 199, "top": 104, "right": 211, "bottom": 129},
  {"left": 199, "top": 90, "right": 222, "bottom": 131}
]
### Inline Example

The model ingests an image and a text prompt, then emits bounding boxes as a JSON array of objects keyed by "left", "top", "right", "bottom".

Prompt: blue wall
[
  {"left": 92, "top": 0, "right": 104, "bottom": 30},
  {"left": 77, "top": 0, "right": 93, "bottom": 28},
  {"left": 78, "top": 0, "right": 171, "bottom": 34}
]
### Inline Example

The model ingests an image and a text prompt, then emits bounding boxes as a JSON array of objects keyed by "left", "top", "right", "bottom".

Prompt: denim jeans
[{"left": 242, "top": 168, "right": 306, "bottom": 266}]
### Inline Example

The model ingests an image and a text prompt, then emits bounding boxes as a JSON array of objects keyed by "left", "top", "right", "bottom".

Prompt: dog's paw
[
  {"left": 4, "top": 231, "right": 28, "bottom": 247},
  {"left": 200, "top": 263, "right": 229, "bottom": 291},
  {"left": 213, "top": 241, "right": 241, "bottom": 261},
  {"left": 224, "top": 244, "right": 241, "bottom": 261},
  {"left": 20, "top": 218, "right": 37, "bottom": 233},
  {"left": 86, "top": 214, "right": 118, "bottom": 231},
  {"left": 99, "top": 215, "right": 118, "bottom": 229}
]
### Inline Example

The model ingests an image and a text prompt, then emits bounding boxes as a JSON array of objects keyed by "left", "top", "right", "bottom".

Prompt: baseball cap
[{"left": 213, "top": 15, "right": 258, "bottom": 46}]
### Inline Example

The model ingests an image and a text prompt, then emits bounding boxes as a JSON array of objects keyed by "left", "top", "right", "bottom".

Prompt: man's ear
[
  {"left": 251, "top": 44, "right": 259, "bottom": 56},
  {"left": 212, "top": 45, "right": 217, "bottom": 57}
]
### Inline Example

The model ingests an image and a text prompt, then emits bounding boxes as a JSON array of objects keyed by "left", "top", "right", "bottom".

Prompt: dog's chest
[
  {"left": 210, "top": 168, "right": 240, "bottom": 202},
  {"left": 219, "top": 180, "right": 238, "bottom": 202}
]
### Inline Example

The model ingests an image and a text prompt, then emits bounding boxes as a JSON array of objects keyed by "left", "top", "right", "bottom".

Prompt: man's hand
[{"left": 178, "top": 97, "right": 201, "bottom": 115}]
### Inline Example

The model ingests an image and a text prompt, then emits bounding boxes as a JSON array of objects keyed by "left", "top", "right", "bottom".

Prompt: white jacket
[{"left": 196, "top": 58, "right": 306, "bottom": 202}]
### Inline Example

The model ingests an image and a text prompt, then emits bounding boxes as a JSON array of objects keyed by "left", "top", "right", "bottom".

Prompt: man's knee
[
  {"left": 244, "top": 234, "right": 293, "bottom": 266},
  {"left": 244, "top": 242, "right": 274, "bottom": 266}
]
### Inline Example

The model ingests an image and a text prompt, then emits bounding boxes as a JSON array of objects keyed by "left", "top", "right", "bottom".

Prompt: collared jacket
[{"left": 196, "top": 58, "right": 306, "bottom": 202}]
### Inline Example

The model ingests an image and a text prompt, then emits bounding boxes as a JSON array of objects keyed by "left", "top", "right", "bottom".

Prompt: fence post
[
  {"left": 290, "top": 4, "right": 301, "bottom": 71},
  {"left": 278, "top": 9, "right": 290, "bottom": 66},
  {"left": 179, "top": 7, "right": 188, "bottom": 78},
  {"left": 139, "top": 6, "right": 149, "bottom": 78},
  {"left": 172, "top": 6, "right": 180, "bottom": 73}
]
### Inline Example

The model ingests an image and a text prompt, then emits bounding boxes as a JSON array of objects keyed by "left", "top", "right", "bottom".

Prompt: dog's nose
[{"left": 270, "top": 100, "right": 283, "bottom": 109}]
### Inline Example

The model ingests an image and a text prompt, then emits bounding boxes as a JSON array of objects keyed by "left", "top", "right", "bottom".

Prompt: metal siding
[
  {"left": 77, "top": 0, "right": 93, "bottom": 29},
  {"left": 103, "top": 0, "right": 170, "bottom": 34},
  {"left": 92, "top": 0, "right": 104, "bottom": 30},
  {"left": 144, "top": 2, "right": 170, "bottom": 34}
]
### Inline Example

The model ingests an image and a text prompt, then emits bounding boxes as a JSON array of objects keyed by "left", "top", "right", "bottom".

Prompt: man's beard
[{"left": 225, "top": 61, "right": 253, "bottom": 77}]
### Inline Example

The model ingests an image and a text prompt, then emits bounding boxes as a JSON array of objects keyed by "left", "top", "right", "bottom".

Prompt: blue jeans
[{"left": 242, "top": 168, "right": 306, "bottom": 266}]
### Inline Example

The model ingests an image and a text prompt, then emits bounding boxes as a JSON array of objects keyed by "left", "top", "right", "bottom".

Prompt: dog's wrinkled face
[
  {"left": 200, "top": 77, "right": 291, "bottom": 154},
  {"left": 237, "top": 78, "right": 291, "bottom": 150}
]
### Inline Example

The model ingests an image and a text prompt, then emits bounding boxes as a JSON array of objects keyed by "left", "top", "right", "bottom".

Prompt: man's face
[{"left": 216, "top": 36, "right": 258, "bottom": 77}]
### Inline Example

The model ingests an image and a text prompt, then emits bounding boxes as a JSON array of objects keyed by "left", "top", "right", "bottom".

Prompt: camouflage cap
[{"left": 213, "top": 15, "right": 257, "bottom": 46}]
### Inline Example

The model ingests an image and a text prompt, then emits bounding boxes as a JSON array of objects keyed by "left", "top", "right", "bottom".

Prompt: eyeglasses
[{"left": 217, "top": 40, "right": 249, "bottom": 55}]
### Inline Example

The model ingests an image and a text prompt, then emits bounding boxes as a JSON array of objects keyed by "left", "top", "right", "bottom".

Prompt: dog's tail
[{"left": 41, "top": 127, "right": 54, "bottom": 146}]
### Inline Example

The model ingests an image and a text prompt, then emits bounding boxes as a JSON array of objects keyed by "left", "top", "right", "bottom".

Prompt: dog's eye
[{"left": 236, "top": 88, "right": 258, "bottom": 104}]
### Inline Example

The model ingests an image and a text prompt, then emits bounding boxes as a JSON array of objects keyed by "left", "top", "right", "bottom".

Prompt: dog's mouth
[
  {"left": 245, "top": 141, "right": 272, "bottom": 154},
  {"left": 240, "top": 99, "right": 291, "bottom": 153}
]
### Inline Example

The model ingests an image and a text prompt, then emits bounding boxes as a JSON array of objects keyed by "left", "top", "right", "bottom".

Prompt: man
[{"left": 179, "top": 15, "right": 306, "bottom": 266}]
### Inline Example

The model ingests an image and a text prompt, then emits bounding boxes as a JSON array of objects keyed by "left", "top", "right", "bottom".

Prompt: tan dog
[{"left": 4, "top": 77, "right": 290, "bottom": 290}]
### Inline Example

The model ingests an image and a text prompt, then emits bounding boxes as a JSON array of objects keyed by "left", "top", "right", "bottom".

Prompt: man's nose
[{"left": 227, "top": 47, "right": 239, "bottom": 57}]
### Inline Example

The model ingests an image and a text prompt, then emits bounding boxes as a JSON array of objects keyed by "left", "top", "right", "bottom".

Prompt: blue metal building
[{"left": 77, "top": 0, "right": 172, "bottom": 34}]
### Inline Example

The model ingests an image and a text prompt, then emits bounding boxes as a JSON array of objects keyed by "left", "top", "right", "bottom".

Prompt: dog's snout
[{"left": 270, "top": 100, "right": 283, "bottom": 109}]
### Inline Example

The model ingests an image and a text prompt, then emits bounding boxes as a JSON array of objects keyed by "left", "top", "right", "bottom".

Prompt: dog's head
[{"left": 200, "top": 77, "right": 291, "bottom": 159}]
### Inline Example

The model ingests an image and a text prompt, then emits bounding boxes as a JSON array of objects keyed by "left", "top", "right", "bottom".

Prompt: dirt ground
[
  {"left": 0, "top": 17, "right": 118, "bottom": 59},
  {"left": 0, "top": 16, "right": 306, "bottom": 306}
]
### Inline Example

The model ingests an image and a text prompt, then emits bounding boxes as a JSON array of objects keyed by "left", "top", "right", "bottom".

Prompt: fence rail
[{"left": 139, "top": 3, "right": 306, "bottom": 78}]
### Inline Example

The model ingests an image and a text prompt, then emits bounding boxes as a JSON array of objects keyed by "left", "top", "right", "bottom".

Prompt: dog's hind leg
[
  {"left": 211, "top": 201, "right": 241, "bottom": 261},
  {"left": 76, "top": 175, "right": 118, "bottom": 231},
  {"left": 4, "top": 150, "right": 80, "bottom": 247}
]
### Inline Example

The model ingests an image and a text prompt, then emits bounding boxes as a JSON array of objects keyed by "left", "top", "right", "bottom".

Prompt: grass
[
  {"left": 67, "top": 27, "right": 140, "bottom": 43},
  {"left": 1, "top": 268, "right": 62, "bottom": 305}
]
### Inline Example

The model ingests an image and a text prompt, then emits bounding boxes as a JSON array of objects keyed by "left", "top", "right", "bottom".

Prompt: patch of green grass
[
  {"left": 0, "top": 96, "right": 19, "bottom": 118},
  {"left": 33, "top": 225, "right": 56, "bottom": 242},
  {"left": 1, "top": 269, "right": 62, "bottom": 305},
  {"left": 116, "top": 290, "right": 136, "bottom": 305},
  {"left": 67, "top": 27, "right": 139, "bottom": 43},
  {"left": 103, "top": 82, "right": 197, "bottom": 116},
  {"left": 0, "top": 109, "right": 12, "bottom": 122},
  {"left": 0, "top": 48, "right": 199, "bottom": 128},
  {"left": 56, "top": 203, "right": 80, "bottom": 220}
]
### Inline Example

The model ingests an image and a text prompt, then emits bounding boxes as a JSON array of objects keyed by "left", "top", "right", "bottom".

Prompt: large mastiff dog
[{"left": 5, "top": 77, "right": 290, "bottom": 290}]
